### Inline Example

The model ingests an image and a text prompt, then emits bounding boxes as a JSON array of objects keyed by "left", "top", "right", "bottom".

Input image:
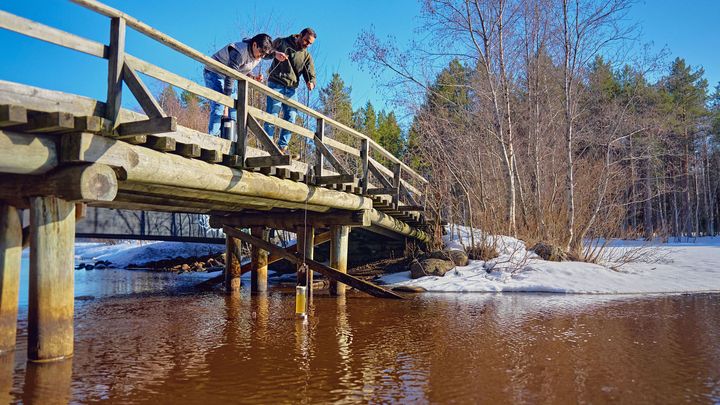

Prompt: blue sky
[{"left": 1, "top": 0, "right": 718, "bottom": 118}]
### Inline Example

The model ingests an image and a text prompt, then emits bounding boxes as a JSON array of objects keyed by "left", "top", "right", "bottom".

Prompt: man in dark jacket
[{"left": 263, "top": 28, "right": 317, "bottom": 153}]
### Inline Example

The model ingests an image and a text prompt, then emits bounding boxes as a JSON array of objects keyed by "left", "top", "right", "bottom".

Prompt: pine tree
[
  {"left": 354, "top": 101, "right": 378, "bottom": 141},
  {"left": 319, "top": 73, "right": 353, "bottom": 126},
  {"left": 376, "top": 110, "right": 404, "bottom": 157}
]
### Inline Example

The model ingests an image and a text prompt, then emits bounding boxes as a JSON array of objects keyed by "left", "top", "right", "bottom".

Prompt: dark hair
[
  {"left": 250, "top": 33, "right": 273, "bottom": 54},
  {"left": 300, "top": 28, "right": 317, "bottom": 39}
]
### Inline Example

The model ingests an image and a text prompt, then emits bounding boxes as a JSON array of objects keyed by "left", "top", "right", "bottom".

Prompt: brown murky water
[{"left": 3, "top": 262, "right": 720, "bottom": 404}]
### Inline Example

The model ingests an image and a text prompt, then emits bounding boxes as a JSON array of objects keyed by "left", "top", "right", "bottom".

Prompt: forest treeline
[
  {"left": 157, "top": 0, "right": 720, "bottom": 259},
  {"left": 350, "top": 0, "right": 720, "bottom": 258}
]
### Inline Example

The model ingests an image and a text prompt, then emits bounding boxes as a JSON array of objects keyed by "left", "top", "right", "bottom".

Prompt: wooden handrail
[{"left": 3, "top": 2, "right": 428, "bottom": 195}]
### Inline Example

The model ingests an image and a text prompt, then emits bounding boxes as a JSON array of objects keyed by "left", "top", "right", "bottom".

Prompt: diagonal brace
[
  {"left": 122, "top": 60, "right": 166, "bottom": 119},
  {"left": 247, "top": 115, "right": 283, "bottom": 156},
  {"left": 313, "top": 136, "right": 349, "bottom": 175}
]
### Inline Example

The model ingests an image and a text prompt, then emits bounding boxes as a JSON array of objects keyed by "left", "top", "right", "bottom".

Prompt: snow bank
[
  {"left": 379, "top": 226, "right": 720, "bottom": 294},
  {"left": 74, "top": 241, "right": 225, "bottom": 268}
]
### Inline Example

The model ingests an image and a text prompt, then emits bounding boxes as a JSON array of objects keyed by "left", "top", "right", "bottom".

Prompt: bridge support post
[
  {"left": 224, "top": 235, "right": 242, "bottom": 292},
  {"left": 250, "top": 227, "right": 269, "bottom": 292},
  {"left": 329, "top": 225, "right": 350, "bottom": 297},
  {"left": 296, "top": 226, "right": 315, "bottom": 295},
  {"left": 0, "top": 204, "right": 22, "bottom": 352},
  {"left": 28, "top": 196, "right": 75, "bottom": 362}
]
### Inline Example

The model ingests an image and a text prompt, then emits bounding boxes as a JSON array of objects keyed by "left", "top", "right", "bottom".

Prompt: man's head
[
  {"left": 249, "top": 33, "right": 273, "bottom": 60},
  {"left": 296, "top": 28, "right": 316, "bottom": 50}
]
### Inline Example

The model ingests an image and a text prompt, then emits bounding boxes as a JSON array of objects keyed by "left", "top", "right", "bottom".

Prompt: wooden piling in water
[
  {"left": 0, "top": 204, "right": 22, "bottom": 352},
  {"left": 224, "top": 235, "right": 241, "bottom": 292},
  {"left": 250, "top": 227, "right": 269, "bottom": 292},
  {"left": 28, "top": 196, "right": 75, "bottom": 362},
  {"left": 329, "top": 225, "right": 349, "bottom": 297}
]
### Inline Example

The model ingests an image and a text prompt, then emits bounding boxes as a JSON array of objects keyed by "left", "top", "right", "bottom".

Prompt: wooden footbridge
[{"left": 0, "top": 1, "right": 431, "bottom": 362}]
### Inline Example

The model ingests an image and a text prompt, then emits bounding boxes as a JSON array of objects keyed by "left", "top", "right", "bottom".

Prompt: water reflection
[
  {"left": 22, "top": 359, "right": 72, "bottom": 405},
  {"left": 0, "top": 352, "right": 14, "bottom": 404},
  {"left": 7, "top": 264, "right": 720, "bottom": 403}
]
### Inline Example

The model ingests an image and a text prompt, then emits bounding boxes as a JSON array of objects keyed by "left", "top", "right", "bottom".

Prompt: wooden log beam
[
  {"left": 59, "top": 131, "right": 372, "bottom": 211},
  {"left": 116, "top": 117, "right": 176, "bottom": 137},
  {"left": 28, "top": 196, "right": 75, "bottom": 361},
  {"left": 0, "top": 105, "right": 27, "bottom": 128},
  {"left": 210, "top": 209, "right": 370, "bottom": 229},
  {"left": 0, "top": 130, "right": 57, "bottom": 175},
  {"left": 0, "top": 163, "right": 118, "bottom": 206},
  {"left": 223, "top": 225, "right": 403, "bottom": 299},
  {"left": 329, "top": 225, "right": 349, "bottom": 297},
  {"left": 367, "top": 209, "right": 430, "bottom": 243},
  {"left": 0, "top": 204, "right": 22, "bottom": 351},
  {"left": 117, "top": 183, "right": 330, "bottom": 213}
]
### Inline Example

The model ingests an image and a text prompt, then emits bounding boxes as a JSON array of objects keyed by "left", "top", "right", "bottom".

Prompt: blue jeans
[
  {"left": 204, "top": 69, "right": 236, "bottom": 137},
  {"left": 263, "top": 81, "right": 297, "bottom": 149}
]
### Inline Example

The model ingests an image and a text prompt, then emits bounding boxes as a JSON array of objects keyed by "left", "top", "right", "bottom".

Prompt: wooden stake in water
[{"left": 295, "top": 286, "right": 307, "bottom": 318}]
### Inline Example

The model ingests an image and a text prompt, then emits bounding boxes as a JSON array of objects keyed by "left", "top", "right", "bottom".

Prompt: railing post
[
  {"left": 360, "top": 139, "right": 369, "bottom": 194},
  {"left": 106, "top": 17, "right": 126, "bottom": 127},
  {"left": 314, "top": 117, "right": 325, "bottom": 179},
  {"left": 392, "top": 162, "right": 401, "bottom": 208},
  {"left": 236, "top": 79, "right": 248, "bottom": 165}
]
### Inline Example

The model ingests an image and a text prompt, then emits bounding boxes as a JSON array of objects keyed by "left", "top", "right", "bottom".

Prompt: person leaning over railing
[
  {"left": 263, "top": 28, "right": 317, "bottom": 154},
  {"left": 203, "top": 34, "right": 287, "bottom": 137}
]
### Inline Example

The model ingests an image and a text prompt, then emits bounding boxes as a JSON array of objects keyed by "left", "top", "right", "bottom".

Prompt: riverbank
[
  {"left": 73, "top": 241, "right": 226, "bottom": 271},
  {"left": 380, "top": 227, "right": 720, "bottom": 294},
  {"left": 65, "top": 230, "right": 720, "bottom": 294}
]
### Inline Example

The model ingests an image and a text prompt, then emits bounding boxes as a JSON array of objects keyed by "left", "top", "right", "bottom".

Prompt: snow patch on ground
[
  {"left": 74, "top": 241, "right": 225, "bottom": 268},
  {"left": 379, "top": 226, "right": 720, "bottom": 294}
]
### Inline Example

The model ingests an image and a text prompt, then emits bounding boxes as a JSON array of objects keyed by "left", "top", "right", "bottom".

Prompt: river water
[{"left": 3, "top": 257, "right": 720, "bottom": 404}]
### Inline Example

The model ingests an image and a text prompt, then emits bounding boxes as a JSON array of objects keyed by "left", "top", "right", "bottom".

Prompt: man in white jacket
[{"left": 203, "top": 34, "right": 285, "bottom": 137}]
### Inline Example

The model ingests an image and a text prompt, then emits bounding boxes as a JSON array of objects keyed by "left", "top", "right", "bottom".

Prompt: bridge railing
[{"left": 0, "top": 0, "right": 428, "bottom": 211}]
